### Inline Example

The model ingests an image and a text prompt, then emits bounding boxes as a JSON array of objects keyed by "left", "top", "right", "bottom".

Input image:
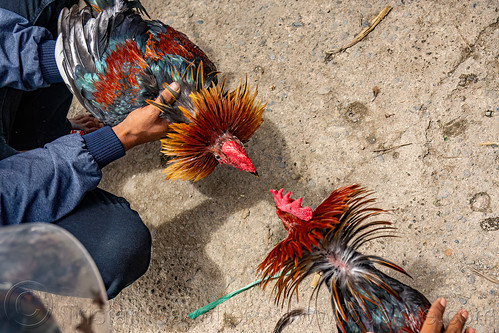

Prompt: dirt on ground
[{"left": 69, "top": 0, "right": 498, "bottom": 332}]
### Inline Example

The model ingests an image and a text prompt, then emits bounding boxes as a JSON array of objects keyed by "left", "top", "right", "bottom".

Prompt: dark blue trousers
[
  {"left": 54, "top": 188, "right": 152, "bottom": 299},
  {"left": 0, "top": 0, "right": 151, "bottom": 299}
]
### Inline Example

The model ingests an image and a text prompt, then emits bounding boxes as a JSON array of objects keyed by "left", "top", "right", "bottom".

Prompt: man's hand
[
  {"left": 420, "top": 298, "right": 474, "bottom": 333},
  {"left": 112, "top": 82, "right": 180, "bottom": 151},
  {"left": 367, "top": 298, "right": 475, "bottom": 333},
  {"left": 70, "top": 114, "right": 103, "bottom": 133}
]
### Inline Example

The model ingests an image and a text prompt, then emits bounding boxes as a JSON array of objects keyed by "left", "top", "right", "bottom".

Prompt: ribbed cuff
[
  {"left": 82, "top": 126, "right": 125, "bottom": 168},
  {"left": 38, "top": 39, "right": 63, "bottom": 84}
]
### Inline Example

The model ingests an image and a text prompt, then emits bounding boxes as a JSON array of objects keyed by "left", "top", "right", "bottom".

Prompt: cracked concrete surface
[{"left": 69, "top": 0, "right": 498, "bottom": 331}]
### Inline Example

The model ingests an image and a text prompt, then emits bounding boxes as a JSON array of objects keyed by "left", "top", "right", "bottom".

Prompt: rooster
[
  {"left": 258, "top": 185, "right": 431, "bottom": 333},
  {"left": 56, "top": 0, "right": 265, "bottom": 181}
]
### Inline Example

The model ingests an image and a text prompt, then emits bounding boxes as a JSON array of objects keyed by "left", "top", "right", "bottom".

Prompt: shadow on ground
[{"left": 104, "top": 117, "right": 312, "bottom": 330}]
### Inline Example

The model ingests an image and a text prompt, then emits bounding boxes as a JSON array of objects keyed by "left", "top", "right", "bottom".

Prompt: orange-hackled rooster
[
  {"left": 56, "top": 0, "right": 265, "bottom": 181},
  {"left": 258, "top": 185, "right": 431, "bottom": 333}
]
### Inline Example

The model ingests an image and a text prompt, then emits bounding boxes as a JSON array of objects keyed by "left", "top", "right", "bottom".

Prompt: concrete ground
[{"left": 70, "top": 0, "right": 498, "bottom": 331}]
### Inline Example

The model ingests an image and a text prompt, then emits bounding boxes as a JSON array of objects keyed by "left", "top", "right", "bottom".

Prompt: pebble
[
  {"left": 254, "top": 66, "right": 264, "bottom": 75},
  {"left": 468, "top": 275, "right": 475, "bottom": 284},
  {"left": 437, "top": 189, "right": 450, "bottom": 200},
  {"left": 458, "top": 297, "right": 467, "bottom": 305},
  {"left": 291, "top": 22, "right": 304, "bottom": 27},
  {"left": 366, "top": 135, "right": 376, "bottom": 144},
  {"left": 241, "top": 209, "right": 250, "bottom": 219},
  {"left": 317, "top": 86, "right": 331, "bottom": 95}
]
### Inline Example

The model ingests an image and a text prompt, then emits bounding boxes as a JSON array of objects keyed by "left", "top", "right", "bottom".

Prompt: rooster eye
[{"left": 214, "top": 154, "right": 221, "bottom": 160}]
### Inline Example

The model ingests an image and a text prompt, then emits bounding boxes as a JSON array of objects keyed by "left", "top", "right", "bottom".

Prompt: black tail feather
[{"left": 273, "top": 308, "right": 315, "bottom": 333}]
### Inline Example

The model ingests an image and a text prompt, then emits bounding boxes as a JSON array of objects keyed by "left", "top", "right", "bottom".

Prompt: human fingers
[
  {"left": 143, "top": 82, "right": 180, "bottom": 119},
  {"left": 73, "top": 118, "right": 103, "bottom": 133},
  {"left": 112, "top": 82, "right": 181, "bottom": 150},
  {"left": 158, "top": 81, "right": 180, "bottom": 105},
  {"left": 420, "top": 298, "right": 446, "bottom": 333},
  {"left": 70, "top": 114, "right": 94, "bottom": 122},
  {"left": 81, "top": 117, "right": 102, "bottom": 127},
  {"left": 70, "top": 114, "right": 101, "bottom": 128},
  {"left": 82, "top": 121, "right": 104, "bottom": 133},
  {"left": 444, "top": 309, "right": 468, "bottom": 332},
  {"left": 71, "top": 114, "right": 86, "bottom": 121},
  {"left": 142, "top": 81, "right": 181, "bottom": 122}
]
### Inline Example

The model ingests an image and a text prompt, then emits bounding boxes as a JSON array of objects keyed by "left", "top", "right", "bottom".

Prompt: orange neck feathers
[
  {"left": 257, "top": 185, "right": 362, "bottom": 294},
  {"left": 160, "top": 79, "right": 265, "bottom": 181}
]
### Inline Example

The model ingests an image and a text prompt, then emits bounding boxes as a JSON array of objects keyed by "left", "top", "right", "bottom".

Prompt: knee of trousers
[
  {"left": 54, "top": 189, "right": 153, "bottom": 299},
  {"left": 102, "top": 210, "right": 152, "bottom": 299}
]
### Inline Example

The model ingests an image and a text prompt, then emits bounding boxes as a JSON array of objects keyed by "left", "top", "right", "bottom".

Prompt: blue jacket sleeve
[
  {"left": 0, "top": 127, "right": 125, "bottom": 225},
  {"left": 0, "top": 9, "right": 62, "bottom": 90}
]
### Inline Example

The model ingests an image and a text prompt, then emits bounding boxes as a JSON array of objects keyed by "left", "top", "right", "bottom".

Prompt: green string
[{"left": 188, "top": 273, "right": 281, "bottom": 320}]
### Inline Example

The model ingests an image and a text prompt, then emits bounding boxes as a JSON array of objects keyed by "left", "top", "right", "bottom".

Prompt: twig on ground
[
  {"left": 373, "top": 143, "right": 412, "bottom": 154},
  {"left": 479, "top": 141, "right": 499, "bottom": 147},
  {"left": 371, "top": 86, "right": 380, "bottom": 102},
  {"left": 325, "top": 6, "right": 392, "bottom": 62},
  {"left": 470, "top": 267, "right": 499, "bottom": 285}
]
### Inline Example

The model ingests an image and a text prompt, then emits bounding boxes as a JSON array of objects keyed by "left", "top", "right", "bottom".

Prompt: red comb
[{"left": 270, "top": 189, "right": 313, "bottom": 221}]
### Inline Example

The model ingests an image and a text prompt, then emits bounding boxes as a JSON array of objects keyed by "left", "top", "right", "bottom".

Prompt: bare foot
[{"left": 69, "top": 114, "right": 103, "bottom": 134}]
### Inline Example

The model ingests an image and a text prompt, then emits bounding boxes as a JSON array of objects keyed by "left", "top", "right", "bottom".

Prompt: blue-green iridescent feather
[{"left": 58, "top": 0, "right": 217, "bottom": 126}]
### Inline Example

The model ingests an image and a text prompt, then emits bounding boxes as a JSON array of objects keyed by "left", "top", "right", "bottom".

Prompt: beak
[{"left": 250, "top": 170, "right": 259, "bottom": 177}]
